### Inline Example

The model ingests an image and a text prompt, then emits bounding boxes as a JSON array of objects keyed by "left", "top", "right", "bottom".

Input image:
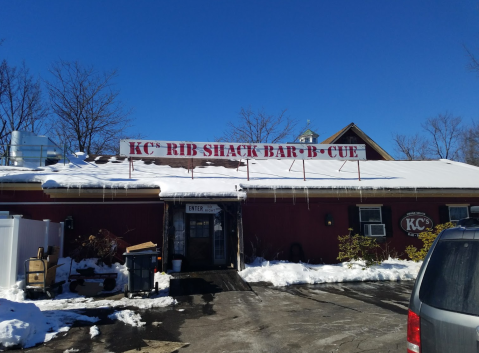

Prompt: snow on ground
[
  {"left": 239, "top": 257, "right": 422, "bottom": 287},
  {"left": 108, "top": 309, "right": 146, "bottom": 327},
  {"left": 89, "top": 325, "right": 100, "bottom": 339},
  {"left": 0, "top": 256, "right": 422, "bottom": 349},
  {"left": 0, "top": 257, "right": 175, "bottom": 349}
]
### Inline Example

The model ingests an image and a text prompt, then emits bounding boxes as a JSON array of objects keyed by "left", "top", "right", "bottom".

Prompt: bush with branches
[
  {"left": 337, "top": 229, "right": 382, "bottom": 268},
  {"left": 405, "top": 222, "right": 455, "bottom": 262},
  {"left": 70, "top": 229, "right": 119, "bottom": 265}
]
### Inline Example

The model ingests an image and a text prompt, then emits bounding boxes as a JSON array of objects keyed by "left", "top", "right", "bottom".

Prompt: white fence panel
[
  {"left": 16, "top": 219, "right": 52, "bottom": 279},
  {"left": 0, "top": 218, "right": 64, "bottom": 288},
  {"left": 0, "top": 220, "right": 14, "bottom": 288}
]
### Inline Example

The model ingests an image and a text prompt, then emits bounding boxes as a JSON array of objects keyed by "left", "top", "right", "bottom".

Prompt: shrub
[
  {"left": 337, "top": 229, "right": 381, "bottom": 268},
  {"left": 405, "top": 222, "right": 455, "bottom": 262},
  {"left": 70, "top": 229, "right": 119, "bottom": 265}
]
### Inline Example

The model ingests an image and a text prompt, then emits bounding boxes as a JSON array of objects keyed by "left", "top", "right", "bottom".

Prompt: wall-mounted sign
[
  {"left": 186, "top": 204, "right": 222, "bottom": 214},
  {"left": 120, "top": 140, "right": 366, "bottom": 161},
  {"left": 400, "top": 212, "right": 433, "bottom": 237}
]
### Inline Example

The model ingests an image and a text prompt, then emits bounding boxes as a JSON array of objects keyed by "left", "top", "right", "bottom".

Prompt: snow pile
[
  {"left": 0, "top": 257, "right": 175, "bottom": 349},
  {"left": 239, "top": 257, "right": 422, "bottom": 287},
  {"left": 108, "top": 309, "right": 145, "bottom": 327},
  {"left": 0, "top": 298, "right": 97, "bottom": 349},
  {"left": 89, "top": 325, "right": 100, "bottom": 339}
]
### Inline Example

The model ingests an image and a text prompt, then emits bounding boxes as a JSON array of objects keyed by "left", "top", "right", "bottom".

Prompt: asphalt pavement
[{"left": 23, "top": 279, "right": 414, "bottom": 353}]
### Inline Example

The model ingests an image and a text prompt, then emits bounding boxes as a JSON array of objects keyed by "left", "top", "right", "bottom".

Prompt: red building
[{"left": 1, "top": 125, "right": 478, "bottom": 271}]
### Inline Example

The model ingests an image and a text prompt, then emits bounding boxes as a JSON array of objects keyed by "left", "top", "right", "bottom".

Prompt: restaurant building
[{"left": 1, "top": 124, "right": 478, "bottom": 271}]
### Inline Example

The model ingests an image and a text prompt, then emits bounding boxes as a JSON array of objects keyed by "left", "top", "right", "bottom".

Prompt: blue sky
[{"left": 1, "top": 0, "right": 479, "bottom": 157}]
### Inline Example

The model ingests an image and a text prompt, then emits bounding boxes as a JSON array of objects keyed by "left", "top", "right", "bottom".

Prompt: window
[
  {"left": 359, "top": 207, "right": 382, "bottom": 223},
  {"left": 449, "top": 206, "right": 469, "bottom": 223},
  {"left": 419, "top": 239, "right": 479, "bottom": 316},
  {"left": 349, "top": 205, "right": 391, "bottom": 237},
  {"left": 189, "top": 214, "right": 210, "bottom": 238},
  {"left": 359, "top": 206, "right": 386, "bottom": 237}
]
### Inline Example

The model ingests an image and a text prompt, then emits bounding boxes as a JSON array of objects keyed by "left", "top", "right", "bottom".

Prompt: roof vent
[{"left": 9, "top": 131, "right": 63, "bottom": 168}]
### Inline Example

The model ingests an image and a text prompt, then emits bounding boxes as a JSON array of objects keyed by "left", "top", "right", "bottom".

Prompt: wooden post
[
  {"left": 289, "top": 160, "right": 296, "bottom": 172},
  {"left": 129, "top": 158, "right": 131, "bottom": 179},
  {"left": 191, "top": 158, "right": 194, "bottom": 179},
  {"left": 237, "top": 203, "right": 245, "bottom": 270},
  {"left": 357, "top": 160, "right": 361, "bottom": 181},
  {"left": 247, "top": 159, "right": 250, "bottom": 181},
  {"left": 339, "top": 160, "right": 347, "bottom": 172}
]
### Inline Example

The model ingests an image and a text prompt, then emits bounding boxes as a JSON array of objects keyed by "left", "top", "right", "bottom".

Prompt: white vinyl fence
[{"left": 0, "top": 218, "right": 64, "bottom": 288}]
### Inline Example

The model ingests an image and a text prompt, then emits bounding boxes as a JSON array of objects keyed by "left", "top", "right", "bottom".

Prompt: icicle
[
  {"left": 304, "top": 187, "right": 309, "bottom": 210},
  {"left": 359, "top": 187, "right": 362, "bottom": 203},
  {"left": 78, "top": 184, "right": 81, "bottom": 195},
  {"left": 273, "top": 186, "right": 276, "bottom": 203},
  {"left": 103, "top": 185, "right": 105, "bottom": 202},
  {"left": 292, "top": 187, "right": 296, "bottom": 205}
]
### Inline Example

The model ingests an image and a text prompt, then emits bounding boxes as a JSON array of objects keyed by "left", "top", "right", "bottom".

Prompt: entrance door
[{"left": 187, "top": 214, "right": 212, "bottom": 267}]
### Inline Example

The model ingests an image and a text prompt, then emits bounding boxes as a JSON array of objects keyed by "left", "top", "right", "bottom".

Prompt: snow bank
[
  {"left": 0, "top": 257, "right": 175, "bottom": 349},
  {"left": 239, "top": 257, "right": 422, "bottom": 287},
  {"left": 0, "top": 298, "right": 97, "bottom": 349}
]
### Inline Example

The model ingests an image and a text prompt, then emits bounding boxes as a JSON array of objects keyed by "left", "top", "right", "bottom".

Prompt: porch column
[
  {"left": 237, "top": 203, "right": 245, "bottom": 270},
  {"left": 162, "top": 203, "right": 170, "bottom": 272}
]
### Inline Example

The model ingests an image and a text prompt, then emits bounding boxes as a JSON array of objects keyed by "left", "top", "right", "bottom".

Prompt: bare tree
[
  {"left": 0, "top": 60, "right": 49, "bottom": 147},
  {"left": 422, "top": 113, "right": 463, "bottom": 160},
  {"left": 217, "top": 107, "right": 303, "bottom": 143},
  {"left": 460, "top": 121, "right": 479, "bottom": 166},
  {"left": 393, "top": 133, "right": 430, "bottom": 160},
  {"left": 46, "top": 61, "right": 132, "bottom": 155}
]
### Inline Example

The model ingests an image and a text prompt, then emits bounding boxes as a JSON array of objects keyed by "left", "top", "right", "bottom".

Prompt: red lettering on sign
[
  {"left": 143, "top": 142, "right": 154, "bottom": 155},
  {"left": 307, "top": 146, "right": 317, "bottom": 158},
  {"left": 187, "top": 143, "right": 197, "bottom": 156},
  {"left": 236, "top": 145, "right": 246, "bottom": 157},
  {"left": 129, "top": 142, "right": 142, "bottom": 155},
  {"left": 338, "top": 146, "right": 348, "bottom": 158},
  {"left": 203, "top": 144, "right": 212, "bottom": 157},
  {"left": 214, "top": 144, "right": 225, "bottom": 157},
  {"left": 247, "top": 145, "right": 258, "bottom": 158},
  {"left": 328, "top": 146, "right": 337, "bottom": 158},
  {"left": 167, "top": 143, "right": 179, "bottom": 156},
  {"left": 264, "top": 145, "right": 274, "bottom": 157},
  {"left": 276, "top": 146, "right": 286, "bottom": 158},
  {"left": 226, "top": 145, "right": 237, "bottom": 157},
  {"left": 286, "top": 146, "right": 297, "bottom": 158},
  {"left": 349, "top": 146, "right": 358, "bottom": 158}
]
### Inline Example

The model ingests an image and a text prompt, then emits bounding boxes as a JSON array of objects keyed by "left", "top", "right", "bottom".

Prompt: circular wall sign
[{"left": 400, "top": 212, "right": 433, "bottom": 237}]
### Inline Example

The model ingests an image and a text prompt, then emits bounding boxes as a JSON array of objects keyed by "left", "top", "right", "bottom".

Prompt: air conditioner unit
[{"left": 364, "top": 224, "right": 386, "bottom": 237}]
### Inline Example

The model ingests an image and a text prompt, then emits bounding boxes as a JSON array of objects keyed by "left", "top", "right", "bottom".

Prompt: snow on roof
[{"left": 0, "top": 154, "right": 478, "bottom": 199}]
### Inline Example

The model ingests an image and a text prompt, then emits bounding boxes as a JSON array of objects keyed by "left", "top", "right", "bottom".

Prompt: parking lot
[{"left": 23, "top": 280, "right": 414, "bottom": 353}]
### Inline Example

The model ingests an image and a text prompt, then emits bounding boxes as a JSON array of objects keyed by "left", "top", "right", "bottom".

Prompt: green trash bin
[{"left": 123, "top": 250, "right": 159, "bottom": 298}]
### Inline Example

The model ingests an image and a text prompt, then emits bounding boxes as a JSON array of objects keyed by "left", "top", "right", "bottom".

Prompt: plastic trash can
[{"left": 123, "top": 250, "right": 159, "bottom": 298}]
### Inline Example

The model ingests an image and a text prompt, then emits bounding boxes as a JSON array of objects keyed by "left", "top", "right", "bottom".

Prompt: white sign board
[
  {"left": 120, "top": 140, "right": 366, "bottom": 161},
  {"left": 186, "top": 204, "right": 222, "bottom": 214}
]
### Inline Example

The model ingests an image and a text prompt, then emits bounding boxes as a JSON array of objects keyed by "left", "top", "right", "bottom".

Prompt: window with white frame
[
  {"left": 449, "top": 206, "right": 469, "bottom": 223},
  {"left": 359, "top": 207, "right": 382, "bottom": 223},
  {"left": 359, "top": 206, "right": 385, "bottom": 237}
]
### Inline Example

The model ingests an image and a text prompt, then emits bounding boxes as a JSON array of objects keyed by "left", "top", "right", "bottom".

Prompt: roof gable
[{"left": 321, "top": 123, "right": 394, "bottom": 160}]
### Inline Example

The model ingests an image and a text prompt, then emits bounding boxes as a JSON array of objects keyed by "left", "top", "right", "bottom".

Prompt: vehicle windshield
[{"left": 419, "top": 239, "right": 479, "bottom": 316}]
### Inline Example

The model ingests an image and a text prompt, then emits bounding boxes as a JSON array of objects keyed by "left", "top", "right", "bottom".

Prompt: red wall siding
[
  {"left": 242, "top": 197, "right": 479, "bottom": 264},
  {"left": 0, "top": 191, "right": 164, "bottom": 257}
]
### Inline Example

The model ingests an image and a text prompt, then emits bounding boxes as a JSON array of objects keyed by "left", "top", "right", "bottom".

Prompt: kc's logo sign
[{"left": 400, "top": 212, "right": 433, "bottom": 237}]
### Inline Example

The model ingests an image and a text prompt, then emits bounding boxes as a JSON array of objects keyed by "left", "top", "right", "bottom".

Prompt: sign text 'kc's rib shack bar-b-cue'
[{"left": 120, "top": 140, "right": 367, "bottom": 161}]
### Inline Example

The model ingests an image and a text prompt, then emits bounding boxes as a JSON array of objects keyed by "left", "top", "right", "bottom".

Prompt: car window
[{"left": 419, "top": 240, "right": 479, "bottom": 316}]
